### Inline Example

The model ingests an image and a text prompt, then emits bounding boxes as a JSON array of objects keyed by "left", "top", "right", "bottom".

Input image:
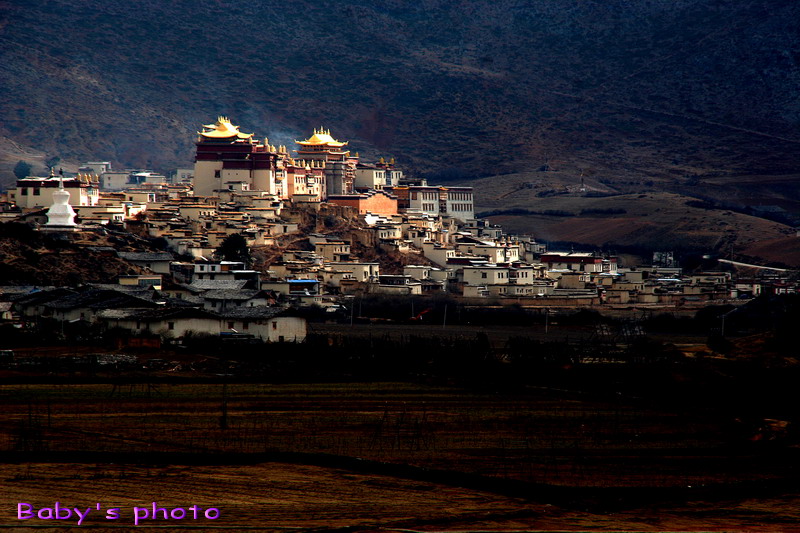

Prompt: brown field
[
  {"left": 1, "top": 382, "right": 799, "bottom": 530},
  {"left": 3, "top": 462, "right": 800, "bottom": 531},
  {"left": 0, "top": 382, "right": 779, "bottom": 488}
]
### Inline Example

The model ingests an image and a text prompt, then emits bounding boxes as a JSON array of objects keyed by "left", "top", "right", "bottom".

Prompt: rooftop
[
  {"left": 296, "top": 128, "right": 347, "bottom": 148},
  {"left": 198, "top": 116, "right": 253, "bottom": 140}
]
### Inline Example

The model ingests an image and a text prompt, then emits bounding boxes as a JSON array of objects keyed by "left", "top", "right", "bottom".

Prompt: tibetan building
[
  {"left": 193, "top": 117, "right": 278, "bottom": 197},
  {"left": 192, "top": 119, "right": 416, "bottom": 212},
  {"left": 8, "top": 170, "right": 99, "bottom": 210},
  {"left": 386, "top": 184, "right": 474, "bottom": 223},
  {"left": 295, "top": 128, "right": 358, "bottom": 197},
  {"left": 280, "top": 157, "right": 325, "bottom": 201}
]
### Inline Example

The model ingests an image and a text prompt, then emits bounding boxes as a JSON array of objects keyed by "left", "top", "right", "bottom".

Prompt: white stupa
[{"left": 44, "top": 169, "right": 78, "bottom": 231}]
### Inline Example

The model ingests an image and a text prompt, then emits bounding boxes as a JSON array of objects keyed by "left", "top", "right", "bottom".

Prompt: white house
[
  {"left": 462, "top": 265, "right": 510, "bottom": 286},
  {"left": 97, "top": 306, "right": 306, "bottom": 343}
]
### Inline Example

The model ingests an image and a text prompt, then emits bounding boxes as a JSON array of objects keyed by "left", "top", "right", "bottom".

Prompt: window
[
  {"left": 21, "top": 188, "right": 27, "bottom": 196},
  {"left": 211, "top": 301, "right": 217, "bottom": 308},
  {"left": 242, "top": 322, "right": 249, "bottom": 330},
  {"left": 228, "top": 322, "right": 235, "bottom": 329},
  {"left": 168, "top": 322, "right": 175, "bottom": 330},
  {"left": 33, "top": 189, "right": 40, "bottom": 196},
  {"left": 481, "top": 272, "right": 487, "bottom": 279},
  {"left": 272, "top": 321, "right": 277, "bottom": 330},
  {"left": 214, "top": 170, "right": 221, "bottom": 178}
]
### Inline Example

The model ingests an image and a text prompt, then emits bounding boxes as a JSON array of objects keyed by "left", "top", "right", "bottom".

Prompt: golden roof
[
  {"left": 296, "top": 128, "right": 347, "bottom": 147},
  {"left": 198, "top": 116, "right": 253, "bottom": 140}
]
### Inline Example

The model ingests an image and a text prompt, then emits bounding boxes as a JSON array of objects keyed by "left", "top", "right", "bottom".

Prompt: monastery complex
[{"left": 0, "top": 116, "right": 783, "bottom": 339}]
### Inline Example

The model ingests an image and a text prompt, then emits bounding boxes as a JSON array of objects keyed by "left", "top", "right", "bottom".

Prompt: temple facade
[
  {"left": 294, "top": 129, "right": 358, "bottom": 197},
  {"left": 193, "top": 117, "right": 278, "bottom": 197},
  {"left": 280, "top": 157, "right": 325, "bottom": 200}
]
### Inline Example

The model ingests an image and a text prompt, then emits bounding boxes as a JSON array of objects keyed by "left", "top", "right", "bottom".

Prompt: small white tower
[{"left": 44, "top": 169, "right": 78, "bottom": 230}]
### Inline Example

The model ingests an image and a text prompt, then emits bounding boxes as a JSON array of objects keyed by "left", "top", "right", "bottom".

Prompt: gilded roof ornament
[
  {"left": 198, "top": 116, "right": 254, "bottom": 139},
  {"left": 296, "top": 127, "right": 348, "bottom": 147}
]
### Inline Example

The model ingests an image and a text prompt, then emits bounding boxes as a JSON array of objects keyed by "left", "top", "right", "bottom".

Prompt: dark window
[
  {"left": 242, "top": 322, "right": 249, "bottom": 330},
  {"left": 168, "top": 322, "right": 175, "bottom": 330},
  {"left": 272, "top": 322, "right": 277, "bottom": 330},
  {"left": 228, "top": 321, "right": 235, "bottom": 329},
  {"left": 214, "top": 170, "right": 221, "bottom": 178},
  {"left": 33, "top": 189, "right": 40, "bottom": 196}
]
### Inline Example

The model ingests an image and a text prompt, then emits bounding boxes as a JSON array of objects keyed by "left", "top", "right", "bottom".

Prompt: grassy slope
[{"left": 468, "top": 171, "right": 795, "bottom": 260}]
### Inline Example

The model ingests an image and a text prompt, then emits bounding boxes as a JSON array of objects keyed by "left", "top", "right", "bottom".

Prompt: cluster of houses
[
  {"left": 0, "top": 282, "right": 306, "bottom": 345},
  {"left": 0, "top": 117, "right": 796, "bottom": 344}
]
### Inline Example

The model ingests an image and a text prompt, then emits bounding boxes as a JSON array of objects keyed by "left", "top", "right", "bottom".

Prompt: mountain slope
[{"left": 2, "top": 0, "right": 799, "bottom": 188}]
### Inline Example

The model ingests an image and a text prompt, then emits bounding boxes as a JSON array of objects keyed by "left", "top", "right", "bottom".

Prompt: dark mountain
[{"left": 2, "top": 0, "right": 799, "bottom": 187}]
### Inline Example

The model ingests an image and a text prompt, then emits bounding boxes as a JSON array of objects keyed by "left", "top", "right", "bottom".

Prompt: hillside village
[{"left": 0, "top": 117, "right": 796, "bottom": 345}]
